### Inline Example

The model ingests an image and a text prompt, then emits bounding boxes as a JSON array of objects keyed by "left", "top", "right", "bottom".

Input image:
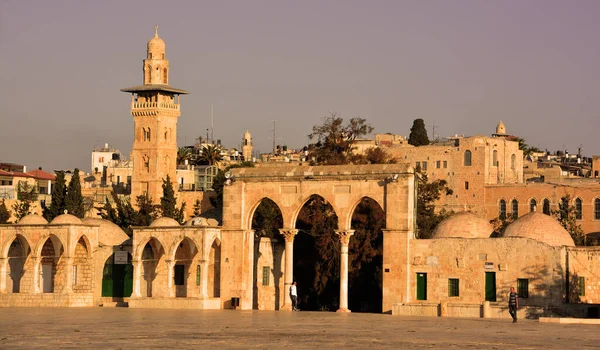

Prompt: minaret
[
  {"left": 242, "top": 130, "right": 253, "bottom": 161},
  {"left": 121, "top": 27, "right": 189, "bottom": 203}
]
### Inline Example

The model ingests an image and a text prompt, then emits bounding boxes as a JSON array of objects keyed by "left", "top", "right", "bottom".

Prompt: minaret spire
[{"left": 154, "top": 25, "right": 159, "bottom": 37}]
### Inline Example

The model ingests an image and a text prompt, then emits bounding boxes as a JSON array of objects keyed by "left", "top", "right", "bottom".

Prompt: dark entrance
[
  {"left": 102, "top": 252, "right": 133, "bottom": 298},
  {"left": 485, "top": 272, "right": 496, "bottom": 302},
  {"left": 416, "top": 273, "right": 427, "bottom": 300}
]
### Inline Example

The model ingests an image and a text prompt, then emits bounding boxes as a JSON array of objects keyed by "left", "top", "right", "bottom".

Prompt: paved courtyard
[{"left": 0, "top": 308, "right": 597, "bottom": 349}]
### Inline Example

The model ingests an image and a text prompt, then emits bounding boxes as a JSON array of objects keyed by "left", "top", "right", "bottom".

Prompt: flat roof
[{"left": 120, "top": 84, "right": 189, "bottom": 94}]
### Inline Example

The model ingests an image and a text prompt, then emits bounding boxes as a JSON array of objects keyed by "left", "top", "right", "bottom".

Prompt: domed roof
[
  {"left": 147, "top": 27, "right": 165, "bottom": 55},
  {"left": 150, "top": 217, "right": 180, "bottom": 227},
  {"left": 18, "top": 214, "right": 48, "bottom": 225},
  {"left": 432, "top": 211, "right": 493, "bottom": 239},
  {"left": 504, "top": 212, "right": 574, "bottom": 247},
  {"left": 50, "top": 213, "right": 82, "bottom": 225},
  {"left": 184, "top": 217, "right": 219, "bottom": 227},
  {"left": 496, "top": 120, "right": 506, "bottom": 135},
  {"left": 82, "top": 218, "right": 129, "bottom": 246}
]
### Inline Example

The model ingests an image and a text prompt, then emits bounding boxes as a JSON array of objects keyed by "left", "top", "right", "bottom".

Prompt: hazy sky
[{"left": 2, "top": 0, "right": 600, "bottom": 172}]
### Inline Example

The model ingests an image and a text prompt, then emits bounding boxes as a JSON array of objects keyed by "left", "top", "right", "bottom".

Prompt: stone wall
[{"left": 253, "top": 237, "right": 285, "bottom": 310}]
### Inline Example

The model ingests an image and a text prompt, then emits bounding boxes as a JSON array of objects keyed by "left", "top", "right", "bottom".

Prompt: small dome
[
  {"left": 504, "top": 212, "right": 574, "bottom": 247},
  {"left": 184, "top": 217, "right": 219, "bottom": 227},
  {"left": 150, "top": 217, "right": 180, "bottom": 227},
  {"left": 496, "top": 120, "right": 506, "bottom": 135},
  {"left": 50, "top": 214, "right": 82, "bottom": 225},
  {"left": 432, "top": 211, "right": 493, "bottom": 239},
  {"left": 82, "top": 218, "right": 129, "bottom": 246},
  {"left": 147, "top": 28, "right": 165, "bottom": 57},
  {"left": 18, "top": 214, "right": 48, "bottom": 225}
]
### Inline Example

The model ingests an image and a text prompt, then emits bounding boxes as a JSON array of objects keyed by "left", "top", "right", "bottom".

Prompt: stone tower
[
  {"left": 121, "top": 27, "right": 189, "bottom": 203},
  {"left": 496, "top": 120, "right": 506, "bottom": 135},
  {"left": 242, "top": 130, "right": 253, "bottom": 162}
]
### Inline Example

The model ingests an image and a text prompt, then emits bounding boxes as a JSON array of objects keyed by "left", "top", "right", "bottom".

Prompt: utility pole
[
  {"left": 270, "top": 120, "right": 277, "bottom": 154},
  {"left": 430, "top": 121, "right": 438, "bottom": 141},
  {"left": 210, "top": 104, "right": 214, "bottom": 144}
]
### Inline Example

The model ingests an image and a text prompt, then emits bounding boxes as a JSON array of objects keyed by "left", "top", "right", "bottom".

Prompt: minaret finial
[{"left": 154, "top": 25, "right": 159, "bottom": 37}]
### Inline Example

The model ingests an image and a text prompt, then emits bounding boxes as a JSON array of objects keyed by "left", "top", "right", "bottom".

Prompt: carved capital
[
  {"left": 335, "top": 230, "right": 355, "bottom": 245},
  {"left": 279, "top": 229, "right": 299, "bottom": 242}
]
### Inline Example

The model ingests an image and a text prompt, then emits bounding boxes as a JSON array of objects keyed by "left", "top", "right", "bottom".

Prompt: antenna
[
  {"left": 270, "top": 120, "right": 277, "bottom": 154},
  {"left": 430, "top": 121, "right": 438, "bottom": 141},
  {"left": 210, "top": 104, "right": 214, "bottom": 144}
]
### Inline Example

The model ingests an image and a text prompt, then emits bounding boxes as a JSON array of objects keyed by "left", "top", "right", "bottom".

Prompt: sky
[{"left": 2, "top": 0, "right": 600, "bottom": 172}]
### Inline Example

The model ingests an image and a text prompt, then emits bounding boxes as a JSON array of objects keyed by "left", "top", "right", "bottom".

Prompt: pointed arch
[
  {"left": 464, "top": 150, "right": 472, "bottom": 166},
  {"left": 6, "top": 234, "right": 31, "bottom": 293},
  {"left": 291, "top": 193, "right": 339, "bottom": 230},
  {"left": 529, "top": 198, "right": 537, "bottom": 213},
  {"left": 208, "top": 237, "right": 221, "bottom": 298},
  {"left": 249, "top": 197, "right": 284, "bottom": 237},
  {"left": 1, "top": 233, "right": 32, "bottom": 259},
  {"left": 543, "top": 198, "right": 551, "bottom": 215},
  {"left": 346, "top": 196, "right": 386, "bottom": 231},
  {"left": 38, "top": 235, "right": 65, "bottom": 293},
  {"left": 172, "top": 237, "right": 200, "bottom": 298},
  {"left": 140, "top": 237, "right": 166, "bottom": 297},
  {"left": 73, "top": 234, "right": 92, "bottom": 259},
  {"left": 575, "top": 197, "right": 583, "bottom": 220},
  {"left": 498, "top": 198, "right": 507, "bottom": 220}
]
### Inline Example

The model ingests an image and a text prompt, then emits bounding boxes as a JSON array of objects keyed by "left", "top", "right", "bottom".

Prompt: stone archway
[
  {"left": 6, "top": 235, "right": 31, "bottom": 293},
  {"left": 173, "top": 237, "right": 199, "bottom": 298},
  {"left": 102, "top": 252, "right": 133, "bottom": 298},
  {"left": 208, "top": 239, "right": 221, "bottom": 298},
  {"left": 73, "top": 236, "right": 92, "bottom": 293},
  {"left": 39, "top": 235, "right": 65, "bottom": 293},
  {"left": 140, "top": 238, "right": 165, "bottom": 297}
]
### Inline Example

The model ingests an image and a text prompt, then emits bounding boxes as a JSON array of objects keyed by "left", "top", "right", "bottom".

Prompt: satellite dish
[{"left": 224, "top": 171, "right": 232, "bottom": 179}]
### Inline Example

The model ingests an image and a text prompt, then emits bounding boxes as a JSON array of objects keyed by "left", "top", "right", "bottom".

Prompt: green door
[
  {"left": 101, "top": 264, "right": 114, "bottom": 297},
  {"left": 485, "top": 272, "right": 496, "bottom": 302},
  {"left": 416, "top": 273, "right": 427, "bottom": 300},
  {"left": 123, "top": 264, "right": 133, "bottom": 297},
  {"left": 101, "top": 253, "right": 133, "bottom": 298}
]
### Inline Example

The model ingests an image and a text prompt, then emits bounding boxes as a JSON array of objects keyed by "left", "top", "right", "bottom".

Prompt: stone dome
[
  {"left": 147, "top": 29, "right": 165, "bottom": 56},
  {"left": 184, "top": 217, "right": 219, "bottom": 227},
  {"left": 432, "top": 211, "right": 493, "bottom": 239},
  {"left": 82, "top": 218, "right": 129, "bottom": 246},
  {"left": 18, "top": 214, "right": 48, "bottom": 225},
  {"left": 496, "top": 120, "right": 506, "bottom": 135},
  {"left": 50, "top": 213, "right": 83, "bottom": 225},
  {"left": 150, "top": 217, "right": 180, "bottom": 227},
  {"left": 504, "top": 212, "right": 574, "bottom": 247}
]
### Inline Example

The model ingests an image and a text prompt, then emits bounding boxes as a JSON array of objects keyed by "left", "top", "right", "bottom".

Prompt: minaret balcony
[{"left": 131, "top": 102, "right": 180, "bottom": 111}]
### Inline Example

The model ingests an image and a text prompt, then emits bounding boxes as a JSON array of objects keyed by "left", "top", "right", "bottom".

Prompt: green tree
[
  {"left": 196, "top": 145, "right": 223, "bottom": 166},
  {"left": 97, "top": 193, "right": 137, "bottom": 236},
  {"left": 65, "top": 168, "right": 85, "bottom": 218},
  {"left": 489, "top": 215, "right": 514, "bottom": 237},
  {"left": 552, "top": 194, "right": 585, "bottom": 246},
  {"left": 134, "top": 194, "right": 159, "bottom": 227},
  {"left": 0, "top": 199, "right": 11, "bottom": 224},
  {"left": 160, "top": 174, "right": 177, "bottom": 218},
  {"left": 408, "top": 118, "right": 429, "bottom": 146},
  {"left": 415, "top": 169, "right": 453, "bottom": 239},
  {"left": 251, "top": 199, "right": 283, "bottom": 238},
  {"left": 210, "top": 161, "right": 255, "bottom": 210},
  {"left": 192, "top": 199, "right": 202, "bottom": 217},
  {"left": 308, "top": 113, "right": 373, "bottom": 165},
  {"left": 43, "top": 171, "right": 67, "bottom": 221},
  {"left": 12, "top": 181, "right": 39, "bottom": 221},
  {"left": 177, "top": 147, "right": 192, "bottom": 166}
]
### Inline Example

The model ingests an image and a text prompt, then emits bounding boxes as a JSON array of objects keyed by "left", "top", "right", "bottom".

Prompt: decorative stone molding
[
  {"left": 279, "top": 229, "right": 299, "bottom": 242},
  {"left": 335, "top": 230, "right": 355, "bottom": 245}
]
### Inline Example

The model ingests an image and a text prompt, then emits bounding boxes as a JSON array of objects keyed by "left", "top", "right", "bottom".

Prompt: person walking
[
  {"left": 508, "top": 287, "right": 519, "bottom": 323},
  {"left": 290, "top": 281, "right": 299, "bottom": 311}
]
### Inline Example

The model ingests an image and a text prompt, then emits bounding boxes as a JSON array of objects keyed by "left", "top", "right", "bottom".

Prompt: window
[
  {"left": 575, "top": 198, "right": 582, "bottom": 220},
  {"left": 416, "top": 161, "right": 420, "bottom": 169},
  {"left": 499, "top": 199, "right": 507, "bottom": 220},
  {"left": 543, "top": 199, "right": 551, "bottom": 215},
  {"left": 174, "top": 265, "right": 185, "bottom": 285},
  {"left": 422, "top": 161, "right": 428, "bottom": 171},
  {"left": 511, "top": 154, "right": 516, "bottom": 169},
  {"left": 493, "top": 150, "right": 498, "bottom": 166},
  {"left": 196, "top": 265, "right": 201, "bottom": 286},
  {"left": 512, "top": 199, "right": 519, "bottom": 219},
  {"left": 465, "top": 181, "right": 469, "bottom": 190},
  {"left": 73, "top": 265, "right": 78, "bottom": 286},
  {"left": 464, "top": 150, "right": 472, "bottom": 166},
  {"left": 448, "top": 278, "right": 459, "bottom": 297},
  {"left": 436, "top": 160, "right": 441, "bottom": 169},
  {"left": 578, "top": 277, "right": 585, "bottom": 296},
  {"left": 595, "top": 198, "right": 600, "bottom": 220},
  {"left": 443, "top": 161, "right": 447, "bottom": 168},
  {"left": 262, "top": 266, "right": 270, "bottom": 286},
  {"left": 517, "top": 278, "right": 529, "bottom": 298},
  {"left": 530, "top": 198, "right": 537, "bottom": 212}
]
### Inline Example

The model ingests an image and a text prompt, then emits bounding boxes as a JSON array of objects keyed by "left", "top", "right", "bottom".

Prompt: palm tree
[
  {"left": 177, "top": 147, "right": 192, "bottom": 166},
  {"left": 197, "top": 145, "right": 223, "bottom": 166}
]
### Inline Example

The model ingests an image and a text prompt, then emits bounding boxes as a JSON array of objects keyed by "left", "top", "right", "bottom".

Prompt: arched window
[
  {"left": 511, "top": 154, "right": 516, "bottom": 169},
  {"left": 464, "top": 150, "right": 472, "bottom": 166},
  {"left": 499, "top": 199, "right": 507, "bottom": 220},
  {"left": 493, "top": 150, "right": 498, "bottom": 166},
  {"left": 529, "top": 198, "right": 537, "bottom": 212},
  {"left": 595, "top": 198, "right": 600, "bottom": 220},
  {"left": 575, "top": 198, "right": 583, "bottom": 220},
  {"left": 163, "top": 68, "right": 168, "bottom": 83},
  {"left": 543, "top": 198, "right": 550, "bottom": 215},
  {"left": 512, "top": 199, "right": 519, "bottom": 219}
]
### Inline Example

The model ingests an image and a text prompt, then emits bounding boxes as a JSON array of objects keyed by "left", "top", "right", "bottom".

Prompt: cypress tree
[
  {"left": 65, "top": 168, "right": 85, "bottom": 218},
  {"left": 135, "top": 195, "right": 158, "bottom": 226},
  {"left": 408, "top": 118, "right": 430, "bottom": 146},
  {"left": 0, "top": 199, "right": 11, "bottom": 224},
  {"left": 43, "top": 171, "right": 67, "bottom": 221},
  {"left": 160, "top": 174, "right": 177, "bottom": 218}
]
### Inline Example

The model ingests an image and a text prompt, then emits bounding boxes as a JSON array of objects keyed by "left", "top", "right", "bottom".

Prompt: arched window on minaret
[
  {"left": 143, "top": 155, "right": 150, "bottom": 172},
  {"left": 164, "top": 128, "right": 168, "bottom": 141},
  {"left": 163, "top": 68, "right": 168, "bottom": 84},
  {"left": 148, "top": 128, "right": 151, "bottom": 141}
]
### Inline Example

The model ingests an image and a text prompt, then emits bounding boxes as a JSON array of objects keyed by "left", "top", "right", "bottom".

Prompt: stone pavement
[{"left": 0, "top": 308, "right": 597, "bottom": 349}]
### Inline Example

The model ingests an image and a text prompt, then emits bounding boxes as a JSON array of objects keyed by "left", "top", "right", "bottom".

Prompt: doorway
[
  {"left": 42, "top": 264, "right": 53, "bottom": 293},
  {"left": 485, "top": 272, "right": 496, "bottom": 302},
  {"left": 416, "top": 273, "right": 427, "bottom": 301}
]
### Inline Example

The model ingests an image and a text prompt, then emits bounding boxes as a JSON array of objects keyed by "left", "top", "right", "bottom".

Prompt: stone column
[
  {"left": 64, "top": 257, "right": 74, "bottom": 293},
  {"left": 336, "top": 230, "right": 354, "bottom": 313},
  {"left": 131, "top": 259, "right": 142, "bottom": 298},
  {"left": 279, "top": 229, "right": 298, "bottom": 311},
  {"left": 166, "top": 260, "right": 174, "bottom": 297},
  {"left": 32, "top": 256, "right": 41, "bottom": 294},
  {"left": 0, "top": 258, "right": 7, "bottom": 294},
  {"left": 200, "top": 259, "right": 209, "bottom": 299}
]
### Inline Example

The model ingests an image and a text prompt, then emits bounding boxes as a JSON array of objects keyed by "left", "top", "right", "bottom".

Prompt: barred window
[
  {"left": 512, "top": 199, "right": 519, "bottom": 219},
  {"left": 448, "top": 278, "right": 459, "bottom": 297},
  {"left": 530, "top": 199, "right": 537, "bottom": 213},
  {"left": 499, "top": 199, "right": 507, "bottom": 220},
  {"left": 517, "top": 278, "right": 529, "bottom": 298},
  {"left": 543, "top": 199, "right": 551, "bottom": 215},
  {"left": 575, "top": 198, "right": 583, "bottom": 220},
  {"left": 595, "top": 199, "right": 600, "bottom": 220},
  {"left": 262, "top": 266, "right": 270, "bottom": 286},
  {"left": 174, "top": 265, "right": 185, "bottom": 286},
  {"left": 578, "top": 277, "right": 585, "bottom": 296}
]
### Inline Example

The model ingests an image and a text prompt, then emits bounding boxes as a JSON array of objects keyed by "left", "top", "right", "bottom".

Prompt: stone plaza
[{"left": 0, "top": 308, "right": 597, "bottom": 349}]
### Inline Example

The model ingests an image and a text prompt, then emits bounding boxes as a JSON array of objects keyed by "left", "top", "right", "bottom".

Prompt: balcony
[{"left": 131, "top": 102, "right": 180, "bottom": 111}]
